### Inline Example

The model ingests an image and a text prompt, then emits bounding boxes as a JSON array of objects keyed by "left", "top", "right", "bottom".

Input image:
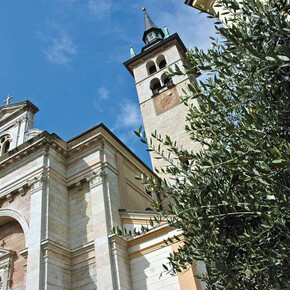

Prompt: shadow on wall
[
  {"left": 130, "top": 250, "right": 180, "bottom": 290},
  {"left": 130, "top": 255, "right": 151, "bottom": 290},
  {"left": 69, "top": 179, "right": 98, "bottom": 289}
]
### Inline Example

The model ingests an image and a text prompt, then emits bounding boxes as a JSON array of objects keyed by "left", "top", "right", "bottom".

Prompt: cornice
[
  {"left": 127, "top": 225, "right": 173, "bottom": 248},
  {"left": 124, "top": 33, "right": 187, "bottom": 76},
  {"left": 0, "top": 171, "right": 47, "bottom": 206},
  {"left": 67, "top": 135, "right": 104, "bottom": 157},
  {"left": 0, "top": 100, "right": 39, "bottom": 127},
  {"left": 0, "top": 132, "right": 67, "bottom": 171},
  {"left": 128, "top": 233, "right": 184, "bottom": 260}
]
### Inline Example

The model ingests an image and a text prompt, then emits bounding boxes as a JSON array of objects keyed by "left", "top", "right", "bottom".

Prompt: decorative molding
[
  {"left": 85, "top": 167, "right": 107, "bottom": 189},
  {"left": 39, "top": 239, "right": 96, "bottom": 271},
  {"left": 19, "top": 247, "right": 28, "bottom": 260},
  {"left": 0, "top": 133, "right": 67, "bottom": 171},
  {"left": 12, "top": 116, "right": 26, "bottom": 127},
  {"left": 75, "top": 181, "right": 83, "bottom": 191},
  {"left": 127, "top": 225, "right": 173, "bottom": 248},
  {"left": 109, "top": 234, "right": 128, "bottom": 261},
  {"left": 18, "top": 186, "right": 26, "bottom": 197},
  {"left": 19, "top": 247, "right": 28, "bottom": 272},
  {"left": 27, "top": 172, "right": 47, "bottom": 193},
  {"left": 0, "top": 184, "right": 28, "bottom": 208},
  {"left": 109, "top": 234, "right": 127, "bottom": 250},
  {"left": 129, "top": 234, "right": 184, "bottom": 260},
  {"left": 6, "top": 194, "right": 13, "bottom": 203},
  {"left": 71, "top": 241, "right": 95, "bottom": 259},
  {"left": 68, "top": 135, "right": 104, "bottom": 157},
  {"left": 122, "top": 217, "right": 166, "bottom": 226}
]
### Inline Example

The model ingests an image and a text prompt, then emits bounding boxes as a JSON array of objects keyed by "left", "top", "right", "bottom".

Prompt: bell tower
[{"left": 124, "top": 8, "right": 200, "bottom": 175}]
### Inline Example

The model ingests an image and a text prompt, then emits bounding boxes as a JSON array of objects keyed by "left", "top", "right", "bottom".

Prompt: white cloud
[
  {"left": 111, "top": 99, "right": 143, "bottom": 149},
  {"left": 45, "top": 33, "right": 77, "bottom": 65},
  {"left": 93, "top": 86, "right": 109, "bottom": 111},
  {"left": 97, "top": 87, "right": 109, "bottom": 100},
  {"left": 88, "top": 0, "right": 113, "bottom": 19},
  {"left": 116, "top": 101, "right": 142, "bottom": 128}
]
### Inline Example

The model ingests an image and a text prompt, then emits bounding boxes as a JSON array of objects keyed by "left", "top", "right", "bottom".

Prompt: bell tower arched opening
[
  {"left": 146, "top": 61, "right": 157, "bottom": 75},
  {"left": 150, "top": 78, "right": 162, "bottom": 94},
  {"left": 161, "top": 73, "right": 173, "bottom": 87},
  {"left": 157, "top": 54, "right": 167, "bottom": 69}
]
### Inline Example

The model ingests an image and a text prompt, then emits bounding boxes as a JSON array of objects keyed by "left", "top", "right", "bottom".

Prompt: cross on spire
[{"left": 3, "top": 95, "right": 13, "bottom": 105}]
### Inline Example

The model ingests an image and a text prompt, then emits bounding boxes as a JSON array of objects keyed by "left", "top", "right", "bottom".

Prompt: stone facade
[
  {"left": 0, "top": 9, "right": 207, "bottom": 289},
  {"left": 0, "top": 102, "right": 201, "bottom": 289}
]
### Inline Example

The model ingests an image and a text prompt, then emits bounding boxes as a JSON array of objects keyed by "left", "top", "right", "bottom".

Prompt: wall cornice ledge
[
  {"left": 0, "top": 132, "right": 68, "bottom": 171},
  {"left": 71, "top": 241, "right": 95, "bottom": 258}
]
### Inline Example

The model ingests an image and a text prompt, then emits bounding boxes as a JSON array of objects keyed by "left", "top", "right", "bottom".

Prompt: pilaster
[
  {"left": 86, "top": 167, "right": 115, "bottom": 289},
  {"left": 26, "top": 172, "right": 47, "bottom": 290}
]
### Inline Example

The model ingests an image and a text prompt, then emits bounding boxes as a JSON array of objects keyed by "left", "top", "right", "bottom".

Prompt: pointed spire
[
  {"left": 142, "top": 8, "right": 165, "bottom": 45},
  {"left": 143, "top": 7, "right": 158, "bottom": 31},
  {"left": 164, "top": 26, "right": 170, "bottom": 38},
  {"left": 130, "top": 45, "right": 136, "bottom": 58}
]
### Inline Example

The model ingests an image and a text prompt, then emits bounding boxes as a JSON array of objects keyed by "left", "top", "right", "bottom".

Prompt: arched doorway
[{"left": 0, "top": 216, "right": 26, "bottom": 290}]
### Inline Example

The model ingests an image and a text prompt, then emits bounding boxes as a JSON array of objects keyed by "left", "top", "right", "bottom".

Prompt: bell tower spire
[
  {"left": 142, "top": 7, "right": 164, "bottom": 46},
  {"left": 124, "top": 10, "right": 200, "bottom": 178}
]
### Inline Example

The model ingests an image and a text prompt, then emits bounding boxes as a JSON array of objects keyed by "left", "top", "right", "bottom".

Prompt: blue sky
[{"left": 0, "top": 0, "right": 216, "bottom": 168}]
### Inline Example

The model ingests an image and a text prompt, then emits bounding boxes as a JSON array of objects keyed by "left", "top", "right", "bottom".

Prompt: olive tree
[{"left": 119, "top": 1, "right": 290, "bottom": 288}]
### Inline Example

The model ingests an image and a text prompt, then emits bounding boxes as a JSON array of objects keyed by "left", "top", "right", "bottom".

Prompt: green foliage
[{"left": 133, "top": 0, "right": 290, "bottom": 289}]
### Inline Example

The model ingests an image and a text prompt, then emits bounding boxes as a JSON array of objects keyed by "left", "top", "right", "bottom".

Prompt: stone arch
[
  {"left": 161, "top": 73, "right": 173, "bottom": 86},
  {"left": 0, "top": 210, "right": 27, "bottom": 290},
  {"left": 146, "top": 60, "right": 157, "bottom": 75},
  {"left": 0, "top": 209, "right": 29, "bottom": 246},
  {"left": 150, "top": 78, "right": 162, "bottom": 94},
  {"left": 0, "top": 134, "right": 12, "bottom": 156},
  {"left": 157, "top": 54, "right": 167, "bottom": 69}
]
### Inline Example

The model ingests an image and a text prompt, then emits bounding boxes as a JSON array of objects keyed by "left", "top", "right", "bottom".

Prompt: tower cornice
[{"left": 123, "top": 33, "right": 187, "bottom": 76}]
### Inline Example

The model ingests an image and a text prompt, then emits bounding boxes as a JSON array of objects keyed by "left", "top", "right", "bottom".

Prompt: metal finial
[
  {"left": 130, "top": 45, "right": 136, "bottom": 58},
  {"left": 142, "top": 7, "right": 146, "bottom": 12},
  {"left": 164, "top": 26, "right": 170, "bottom": 38}
]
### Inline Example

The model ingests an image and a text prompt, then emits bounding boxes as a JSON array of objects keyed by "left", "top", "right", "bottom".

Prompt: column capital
[
  {"left": 86, "top": 168, "right": 107, "bottom": 189},
  {"left": 27, "top": 172, "right": 47, "bottom": 193}
]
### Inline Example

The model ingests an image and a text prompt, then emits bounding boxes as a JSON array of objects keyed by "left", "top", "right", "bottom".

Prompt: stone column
[
  {"left": 26, "top": 172, "right": 47, "bottom": 290},
  {"left": 86, "top": 168, "right": 115, "bottom": 290}
]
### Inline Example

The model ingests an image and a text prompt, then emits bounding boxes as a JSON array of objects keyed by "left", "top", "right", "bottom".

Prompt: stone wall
[
  {"left": 0, "top": 220, "right": 26, "bottom": 290},
  {"left": 130, "top": 245, "right": 180, "bottom": 290}
]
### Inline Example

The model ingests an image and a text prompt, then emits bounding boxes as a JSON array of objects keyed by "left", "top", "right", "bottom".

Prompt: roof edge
[
  {"left": 124, "top": 33, "right": 187, "bottom": 76},
  {"left": 68, "top": 122, "right": 155, "bottom": 177},
  {"left": 0, "top": 100, "right": 39, "bottom": 114}
]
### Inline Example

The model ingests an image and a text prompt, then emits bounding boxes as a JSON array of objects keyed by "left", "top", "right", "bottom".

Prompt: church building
[{"left": 0, "top": 9, "right": 204, "bottom": 290}]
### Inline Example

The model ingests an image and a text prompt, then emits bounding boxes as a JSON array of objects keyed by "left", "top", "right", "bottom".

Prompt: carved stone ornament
[
  {"left": 27, "top": 172, "right": 47, "bottom": 193},
  {"left": 0, "top": 248, "right": 14, "bottom": 290},
  {"left": 18, "top": 187, "right": 26, "bottom": 197},
  {"left": 85, "top": 168, "right": 107, "bottom": 189}
]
